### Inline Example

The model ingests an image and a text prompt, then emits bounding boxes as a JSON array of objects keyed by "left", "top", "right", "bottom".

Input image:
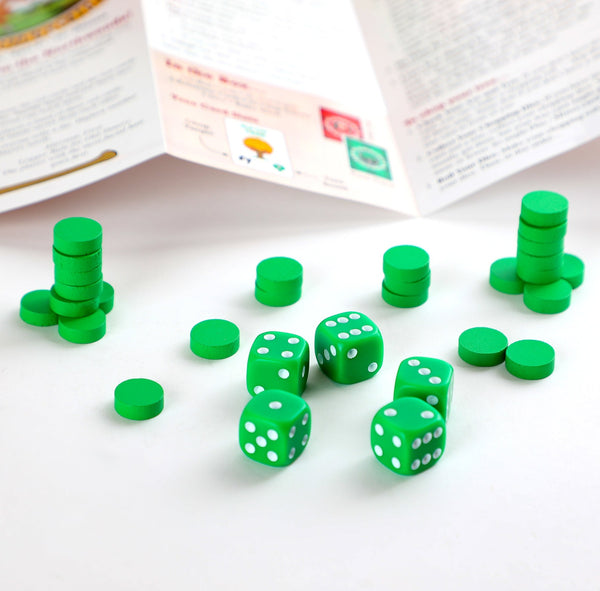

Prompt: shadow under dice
[
  {"left": 371, "top": 397, "right": 446, "bottom": 475},
  {"left": 315, "top": 311, "right": 383, "bottom": 384},
  {"left": 393, "top": 356, "right": 454, "bottom": 420},
  {"left": 247, "top": 331, "right": 309, "bottom": 396},
  {"left": 239, "top": 389, "right": 311, "bottom": 467}
]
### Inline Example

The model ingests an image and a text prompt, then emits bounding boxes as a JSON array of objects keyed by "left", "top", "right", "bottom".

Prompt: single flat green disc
[
  {"left": 523, "top": 280, "right": 572, "bottom": 314},
  {"left": 516, "top": 261, "right": 562, "bottom": 285},
  {"left": 384, "top": 271, "right": 431, "bottom": 296},
  {"left": 458, "top": 327, "right": 508, "bottom": 366},
  {"left": 20, "top": 289, "right": 58, "bottom": 326},
  {"left": 58, "top": 309, "right": 106, "bottom": 344},
  {"left": 53, "top": 217, "right": 103, "bottom": 256},
  {"left": 505, "top": 339, "right": 555, "bottom": 380},
  {"left": 52, "top": 247, "right": 102, "bottom": 272},
  {"left": 516, "top": 249, "right": 564, "bottom": 271},
  {"left": 256, "top": 257, "right": 303, "bottom": 291},
  {"left": 521, "top": 191, "right": 569, "bottom": 227},
  {"left": 49, "top": 287, "right": 99, "bottom": 318},
  {"left": 489, "top": 257, "right": 524, "bottom": 294},
  {"left": 190, "top": 319, "right": 240, "bottom": 359},
  {"left": 114, "top": 378, "right": 164, "bottom": 420},
  {"left": 54, "top": 264, "right": 102, "bottom": 287},
  {"left": 518, "top": 217, "right": 567, "bottom": 243},
  {"left": 561, "top": 253, "right": 585, "bottom": 288},
  {"left": 255, "top": 282, "right": 301, "bottom": 307},
  {"left": 53, "top": 277, "right": 104, "bottom": 301},
  {"left": 381, "top": 281, "right": 428, "bottom": 307},
  {"left": 99, "top": 281, "right": 114, "bottom": 314},
  {"left": 517, "top": 233, "right": 564, "bottom": 256},
  {"left": 383, "top": 245, "right": 430, "bottom": 282}
]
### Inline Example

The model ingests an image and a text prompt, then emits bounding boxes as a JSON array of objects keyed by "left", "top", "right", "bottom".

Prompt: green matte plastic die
[
  {"left": 239, "top": 389, "right": 311, "bottom": 467},
  {"left": 246, "top": 331, "right": 309, "bottom": 396},
  {"left": 315, "top": 311, "right": 383, "bottom": 384},
  {"left": 393, "top": 356, "right": 454, "bottom": 420},
  {"left": 371, "top": 397, "right": 446, "bottom": 476}
]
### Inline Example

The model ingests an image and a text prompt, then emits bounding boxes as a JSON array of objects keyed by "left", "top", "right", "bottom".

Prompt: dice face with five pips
[
  {"left": 315, "top": 312, "right": 383, "bottom": 384},
  {"left": 371, "top": 397, "right": 446, "bottom": 476},
  {"left": 393, "top": 356, "right": 454, "bottom": 420},
  {"left": 239, "top": 389, "right": 311, "bottom": 467},
  {"left": 247, "top": 331, "right": 309, "bottom": 396}
]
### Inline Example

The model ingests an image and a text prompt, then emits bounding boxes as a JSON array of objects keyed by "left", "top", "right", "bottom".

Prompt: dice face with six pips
[
  {"left": 371, "top": 397, "right": 446, "bottom": 476},
  {"left": 315, "top": 312, "right": 383, "bottom": 384},
  {"left": 393, "top": 356, "right": 454, "bottom": 420},
  {"left": 247, "top": 331, "right": 309, "bottom": 396},
  {"left": 239, "top": 390, "right": 311, "bottom": 467}
]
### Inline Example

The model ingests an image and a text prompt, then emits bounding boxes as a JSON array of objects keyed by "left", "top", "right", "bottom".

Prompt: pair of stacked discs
[
  {"left": 458, "top": 327, "right": 555, "bottom": 380},
  {"left": 382, "top": 245, "right": 430, "bottom": 307},
  {"left": 255, "top": 256, "right": 302, "bottom": 307},
  {"left": 490, "top": 191, "right": 584, "bottom": 313},
  {"left": 19, "top": 217, "right": 114, "bottom": 343}
]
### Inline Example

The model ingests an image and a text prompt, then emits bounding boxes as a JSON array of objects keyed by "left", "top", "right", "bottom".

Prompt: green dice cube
[
  {"left": 315, "top": 311, "right": 383, "bottom": 384},
  {"left": 239, "top": 389, "right": 311, "bottom": 467},
  {"left": 371, "top": 397, "right": 446, "bottom": 476},
  {"left": 393, "top": 356, "right": 454, "bottom": 420},
  {"left": 246, "top": 331, "right": 309, "bottom": 396}
]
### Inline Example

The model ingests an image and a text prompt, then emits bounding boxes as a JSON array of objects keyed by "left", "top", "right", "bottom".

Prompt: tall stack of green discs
[
  {"left": 255, "top": 256, "right": 303, "bottom": 306},
  {"left": 382, "top": 245, "right": 430, "bottom": 308},
  {"left": 51, "top": 217, "right": 112, "bottom": 343},
  {"left": 490, "top": 191, "right": 585, "bottom": 313}
]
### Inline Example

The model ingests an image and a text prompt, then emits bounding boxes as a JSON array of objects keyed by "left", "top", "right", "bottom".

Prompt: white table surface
[{"left": 1, "top": 142, "right": 599, "bottom": 591}]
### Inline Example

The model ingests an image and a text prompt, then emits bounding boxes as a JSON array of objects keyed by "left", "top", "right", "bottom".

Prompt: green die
[
  {"left": 239, "top": 389, "right": 311, "bottom": 467},
  {"left": 315, "top": 311, "right": 383, "bottom": 384},
  {"left": 246, "top": 331, "right": 309, "bottom": 396},
  {"left": 371, "top": 397, "right": 446, "bottom": 476},
  {"left": 393, "top": 356, "right": 454, "bottom": 420}
]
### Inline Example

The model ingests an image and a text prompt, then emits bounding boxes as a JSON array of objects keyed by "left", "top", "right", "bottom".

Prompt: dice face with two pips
[
  {"left": 240, "top": 390, "right": 311, "bottom": 467},
  {"left": 393, "top": 356, "right": 454, "bottom": 420},
  {"left": 371, "top": 397, "right": 446, "bottom": 476},
  {"left": 247, "top": 331, "right": 309, "bottom": 396},
  {"left": 315, "top": 312, "right": 383, "bottom": 384}
]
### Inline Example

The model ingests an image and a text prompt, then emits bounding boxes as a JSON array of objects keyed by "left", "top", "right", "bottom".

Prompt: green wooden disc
[
  {"left": 505, "top": 339, "right": 555, "bottom": 380},
  {"left": 381, "top": 281, "right": 428, "bottom": 308},
  {"left": 256, "top": 257, "right": 303, "bottom": 292},
  {"left": 383, "top": 245, "right": 430, "bottom": 283},
  {"left": 383, "top": 271, "right": 431, "bottom": 296},
  {"left": 99, "top": 281, "right": 115, "bottom": 314},
  {"left": 518, "top": 217, "right": 567, "bottom": 243},
  {"left": 54, "top": 263, "right": 103, "bottom": 287},
  {"left": 523, "top": 280, "right": 572, "bottom": 314},
  {"left": 58, "top": 309, "right": 106, "bottom": 344},
  {"left": 52, "top": 247, "right": 102, "bottom": 272},
  {"left": 517, "top": 233, "right": 564, "bottom": 256},
  {"left": 521, "top": 191, "right": 569, "bottom": 228},
  {"left": 516, "top": 262, "right": 562, "bottom": 285},
  {"left": 561, "top": 253, "right": 585, "bottom": 289},
  {"left": 190, "top": 319, "right": 240, "bottom": 359},
  {"left": 516, "top": 249, "right": 564, "bottom": 271},
  {"left": 53, "top": 277, "right": 104, "bottom": 301},
  {"left": 489, "top": 257, "right": 524, "bottom": 294},
  {"left": 49, "top": 286, "right": 99, "bottom": 318},
  {"left": 53, "top": 217, "right": 102, "bottom": 256},
  {"left": 20, "top": 289, "right": 58, "bottom": 327},
  {"left": 255, "top": 282, "right": 301, "bottom": 307},
  {"left": 458, "top": 327, "right": 508, "bottom": 366},
  {"left": 114, "top": 378, "right": 164, "bottom": 420}
]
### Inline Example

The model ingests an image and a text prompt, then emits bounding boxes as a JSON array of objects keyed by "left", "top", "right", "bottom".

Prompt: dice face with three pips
[
  {"left": 247, "top": 331, "right": 309, "bottom": 396},
  {"left": 240, "top": 389, "right": 311, "bottom": 467},
  {"left": 315, "top": 312, "right": 383, "bottom": 384},
  {"left": 371, "top": 397, "right": 446, "bottom": 476},
  {"left": 393, "top": 356, "right": 454, "bottom": 420}
]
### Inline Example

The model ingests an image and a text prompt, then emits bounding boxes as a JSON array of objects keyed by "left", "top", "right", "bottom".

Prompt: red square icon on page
[{"left": 320, "top": 108, "right": 363, "bottom": 142}]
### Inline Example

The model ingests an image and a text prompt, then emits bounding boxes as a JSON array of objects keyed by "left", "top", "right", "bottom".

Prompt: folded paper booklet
[{"left": 1, "top": 0, "right": 599, "bottom": 214}]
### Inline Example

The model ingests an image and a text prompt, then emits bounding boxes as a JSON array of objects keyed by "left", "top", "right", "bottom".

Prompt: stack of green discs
[
  {"left": 489, "top": 191, "right": 585, "bottom": 313},
  {"left": 382, "top": 245, "right": 430, "bottom": 308},
  {"left": 19, "top": 217, "right": 114, "bottom": 344},
  {"left": 255, "top": 256, "right": 303, "bottom": 307}
]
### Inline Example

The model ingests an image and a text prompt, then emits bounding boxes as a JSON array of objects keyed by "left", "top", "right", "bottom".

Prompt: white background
[{"left": 0, "top": 139, "right": 599, "bottom": 590}]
